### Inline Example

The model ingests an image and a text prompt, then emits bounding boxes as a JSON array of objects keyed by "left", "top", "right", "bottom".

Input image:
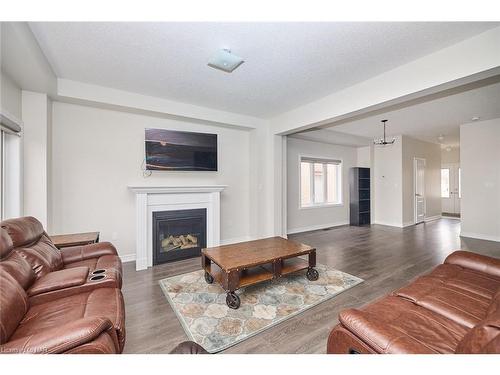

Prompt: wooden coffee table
[{"left": 201, "top": 237, "right": 318, "bottom": 309}]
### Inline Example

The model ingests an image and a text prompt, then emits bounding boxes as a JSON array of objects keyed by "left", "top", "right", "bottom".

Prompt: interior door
[
  {"left": 414, "top": 158, "right": 426, "bottom": 224},
  {"left": 454, "top": 166, "right": 461, "bottom": 214},
  {"left": 442, "top": 163, "right": 460, "bottom": 215},
  {"left": 441, "top": 166, "right": 453, "bottom": 213}
]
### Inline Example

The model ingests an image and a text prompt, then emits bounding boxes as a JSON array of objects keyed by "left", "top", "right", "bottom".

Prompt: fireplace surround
[{"left": 129, "top": 185, "right": 226, "bottom": 270}]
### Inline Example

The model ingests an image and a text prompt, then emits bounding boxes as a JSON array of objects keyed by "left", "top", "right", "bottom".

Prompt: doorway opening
[
  {"left": 414, "top": 157, "right": 426, "bottom": 224},
  {"left": 441, "top": 163, "right": 461, "bottom": 219}
]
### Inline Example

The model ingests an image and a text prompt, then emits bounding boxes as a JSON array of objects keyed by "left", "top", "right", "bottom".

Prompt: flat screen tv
[{"left": 145, "top": 128, "right": 218, "bottom": 171}]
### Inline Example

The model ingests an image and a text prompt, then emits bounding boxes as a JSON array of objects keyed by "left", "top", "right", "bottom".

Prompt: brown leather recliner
[
  {"left": 1, "top": 217, "right": 122, "bottom": 291},
  {"left": 327, "top": 250, "right": 500, "bottom": 354},
  {"left": 0, "top": 228, "right": 125, "bottom": 353}
]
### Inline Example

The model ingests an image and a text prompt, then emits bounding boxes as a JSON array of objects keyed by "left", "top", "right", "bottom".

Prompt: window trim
[{"left": 298, "top": 154, "right": 343, "bottom": 210}]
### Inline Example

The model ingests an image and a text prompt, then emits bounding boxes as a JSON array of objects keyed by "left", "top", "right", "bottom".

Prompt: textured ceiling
[
  {"left": 29, "top": 22, "right": 498, "bottom": 117},
  {"left": 321, "top": 80, "right": 500, "bottom": 148}
]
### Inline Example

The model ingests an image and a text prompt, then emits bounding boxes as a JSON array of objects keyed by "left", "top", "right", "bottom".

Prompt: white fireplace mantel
[{"left": 128, "top": 185, "right": 227, "bottom": 271}]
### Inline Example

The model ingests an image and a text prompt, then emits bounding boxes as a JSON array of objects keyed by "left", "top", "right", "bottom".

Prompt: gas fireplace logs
[{"left": 161, "top": 234, "right": 198, "bottom": 251}]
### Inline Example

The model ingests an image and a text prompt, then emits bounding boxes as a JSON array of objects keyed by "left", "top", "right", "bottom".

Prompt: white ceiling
[
  {"left": 320, "top": 80, "right": 500, "bottom": 148},
  {"left": 29, "top": 22, "right": 498, "bottom": 118}
]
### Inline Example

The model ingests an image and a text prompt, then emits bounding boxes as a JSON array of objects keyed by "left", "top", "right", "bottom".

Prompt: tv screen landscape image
[{"left": 145, "top": 128, "right": 218, "bottom": 171}]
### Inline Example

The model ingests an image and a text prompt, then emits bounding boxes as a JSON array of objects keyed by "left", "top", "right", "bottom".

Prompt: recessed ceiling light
[
  {"left": 208, "top": 49, "right": 244, "bottom": 73},
  {"left": 471, "top": 116, "right": 480, "bottom": 121}
]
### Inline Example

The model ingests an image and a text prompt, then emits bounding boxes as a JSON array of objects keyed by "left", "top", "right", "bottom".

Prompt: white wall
[
  {"left": 1, "top": 22, "right": 57, "bottom": 95},
  {"left": 356, "top": 146, "right": 371, "bottom": 168},
  {"left": 441, "top": 146, "right": 460, "bottom": 164},
  {"left": 460, "top": 118, "right": 500, "bottom": 242},
  {"left": 1, "top": 71, "right": 22, "bottom": 119},
  {"left": 286, "top": 137, "right": 356, "bottom": 234},
  {"left": 22, "top": 90, "right": 50, "bottom": 228},
  {"left": 51, "top": 102, "right": 252, "bottom": 259},
  {"left": 373, "top": 136, "right": 403, "bottom": 227},
  {"left": 402, "top": 136, "right": 441, "bottom": 225},
  {"left": 0, "top": 72, "right": 23, "bottom": 220}
]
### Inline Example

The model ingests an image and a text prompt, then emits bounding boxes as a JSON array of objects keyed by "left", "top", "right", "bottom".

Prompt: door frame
[{"left": 413, "top": 157, "right": 426, "bottom": 224}]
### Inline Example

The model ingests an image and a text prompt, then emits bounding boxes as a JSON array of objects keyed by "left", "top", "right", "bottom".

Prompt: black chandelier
[{"left": 373, "top": 119, "right": 395, "bottom": 146}]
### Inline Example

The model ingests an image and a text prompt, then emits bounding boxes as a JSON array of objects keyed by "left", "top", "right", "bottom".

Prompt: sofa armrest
[
  {"left": 0, "top": 317, "right": 113, "bottom": 354},
  {"left": 61, "top": 242, "right": 118, "bottom": 264},
  {"left": 338, "top": 309, "right": 435, "bottom": 353},
  {"left": 27, "top": 267, "right": 89, "bottom": 297},
  {"left": 445, "top": 251, "right": 500, "bottom": 278}
]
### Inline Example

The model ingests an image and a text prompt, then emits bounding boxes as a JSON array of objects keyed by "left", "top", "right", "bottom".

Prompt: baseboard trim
[
  {"left": 424, "top": 215, "right": 442, "bottom": 223},
  {"left": 119, "top": 254, "right": 136, "bottom": 263},
  {"left": 460, "top": 231, "right": 500, "bottom": 243},
  {"left": 372, "top": 220, "right": 404, "bottom": 228},
  {"left": 287, "top": 221, "right": 349, "bottom": 235}
]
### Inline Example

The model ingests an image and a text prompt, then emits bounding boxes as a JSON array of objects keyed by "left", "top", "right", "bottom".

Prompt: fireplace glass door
[{"left": 153, "top": 208, "right": 207, "bottom": 264}]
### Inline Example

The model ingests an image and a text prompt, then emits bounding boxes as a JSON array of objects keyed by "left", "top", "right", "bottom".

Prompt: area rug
[{"left": 159, "top": 263, "right": 363, "bottom": 353}]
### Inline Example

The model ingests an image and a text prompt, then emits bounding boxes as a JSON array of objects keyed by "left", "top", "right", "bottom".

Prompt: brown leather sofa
[
  {"left": 0, "top": 217, "right": 125, "bottom": 353},
  {"left": 327, "top": 250, "right": 500, "bottom": 354}
]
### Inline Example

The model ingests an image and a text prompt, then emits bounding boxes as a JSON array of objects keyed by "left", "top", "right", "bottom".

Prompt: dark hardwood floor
[{"left": 121, "top": 218, "right": 500, "bottom": 354}]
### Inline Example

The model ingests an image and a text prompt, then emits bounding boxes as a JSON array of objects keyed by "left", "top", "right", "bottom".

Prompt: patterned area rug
[{"left": 159, "top": 263, "right": 363, "bottom": 353}]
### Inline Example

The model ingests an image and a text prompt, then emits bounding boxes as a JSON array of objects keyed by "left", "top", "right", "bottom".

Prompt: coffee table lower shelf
[{"left": 202, "top": 257, "right": 318, "bottom": 309}]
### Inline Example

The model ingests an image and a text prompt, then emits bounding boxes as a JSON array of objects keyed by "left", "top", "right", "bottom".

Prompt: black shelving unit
[{"left": 349, "top": 167, "right": 371, "bottom": 226}]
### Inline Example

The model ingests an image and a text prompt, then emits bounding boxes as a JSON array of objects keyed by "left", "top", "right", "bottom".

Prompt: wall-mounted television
[{"left": 145, "top": 128, "right": 218, "bottom": 171}]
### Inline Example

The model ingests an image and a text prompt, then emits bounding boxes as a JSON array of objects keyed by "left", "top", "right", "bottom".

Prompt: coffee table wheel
[
  {"left": 226, "top": 292, "right": 241, "bottom": 309},
  {"left": 306, "top": 267, "right": 319, "bottom": 281},
  {"left": 204, "top": 271, "right": 214, "bottom": 284}
]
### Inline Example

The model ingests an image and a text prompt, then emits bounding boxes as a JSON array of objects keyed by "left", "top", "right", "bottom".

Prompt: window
[
  {"left": 441, "top": 168, "right": 450, "bottom": 198},
  {"left": 300, "top": 157, "right": 342, "bottom": 207}
]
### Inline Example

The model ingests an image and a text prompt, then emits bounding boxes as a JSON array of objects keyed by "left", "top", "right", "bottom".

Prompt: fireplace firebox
[{"left": 152, "top": 209, "right": 207, "bottom": 264}]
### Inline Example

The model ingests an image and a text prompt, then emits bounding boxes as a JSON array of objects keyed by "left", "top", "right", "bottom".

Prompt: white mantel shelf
[
  {"left": 128, "top": 185, "right": 226, "bottom": 271},
  {"left": 128, "top": 185, "right": 227, "bottom": 194}
]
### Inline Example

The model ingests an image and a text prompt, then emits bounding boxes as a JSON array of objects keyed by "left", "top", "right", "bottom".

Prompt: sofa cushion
[
  {"left": 445, "top": 250, "right": 500, "bottom": 278},
  {"left": 0, "top": 317, "right": 115, "bottom": 354},
  {"left": 393, "top": 275, "right": 491, "bottom": 328},
  {"left": 11, "top": 287, "right": 125, "bottom": 352},
  {"left": 428, "top": 263, "right": 500, "bottom": 299},
  {"left": 60, "top": 242, "right": 118, "bottom": 264},
  {"left": 0, "top": 271, "right": 29, "bottom": 344},
  {"left": 1, "top": 216, "right": 44, "bottom": 248},
  {"left": 0, "top": 252, "right": 36, "bottom": 290},
  {"left": 2, "top": 217, "right": 64, "bottom": 276},
  {"left": 340, "top": 296, "right": 468, "bottom": 353},
  {"left": 25, "top": 234, "right": 64, "bottom": 275},
  {"left": 0, "top": 228, "right": 14, "bottom": 259},
  {"left": 456, "top": 293, "right": 500, "bottom": 353}
]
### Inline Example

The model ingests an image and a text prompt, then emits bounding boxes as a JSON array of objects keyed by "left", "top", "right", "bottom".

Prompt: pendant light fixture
[{"left": 373, "top": 119, "right": 395, "bottom": 146}]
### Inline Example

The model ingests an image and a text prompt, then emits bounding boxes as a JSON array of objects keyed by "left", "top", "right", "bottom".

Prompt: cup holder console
[
  {"left": 92, "top": 269, "right": 106, "bottom": 275},
  {"left": 89, "top": 274, "right": 106, "bottom": 281}
]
